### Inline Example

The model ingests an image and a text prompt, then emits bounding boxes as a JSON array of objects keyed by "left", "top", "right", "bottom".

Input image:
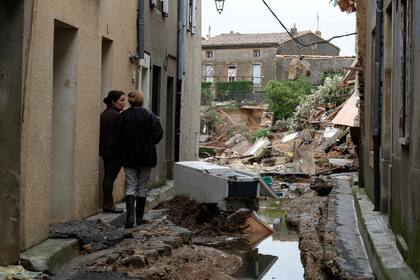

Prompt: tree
[{"left": 265, "top": 78, "right": 312, "bottom": 120}]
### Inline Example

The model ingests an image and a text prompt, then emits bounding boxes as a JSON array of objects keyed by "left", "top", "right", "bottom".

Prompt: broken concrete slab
[
  {"left": 244, "top": 137, "right": 271, "bottom": 159},
  {"left": 20, "top": 239, "right": 79, "bottom": 274},
  {"left": 281, "top": 132, "right": 299, "bottom": 143},
  {"left": 0, "top": 265, "right": 44, "bottom": 279},
  {"left": 224, "top": 133, "right": 246, "bottom": 147}
]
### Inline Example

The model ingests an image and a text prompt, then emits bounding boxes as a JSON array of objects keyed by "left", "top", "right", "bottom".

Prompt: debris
[
  {"left": 224, "top": 133, "right": 246, "bottom": 147},
  {"left": 331, "top": 92, "right": 360, "bottom": 127},
  {"left": 0, "top": 265, "right": 43, "bottom": 280},
  {"left": 259, "top": 111, "right": 274, "bottom": 128},
  {"left": 323, "top": 127, "right": 340, "bottom": 139},
  {"left": 309, "top": 177, "right": 333, "bottom": 196},
  {"left": 49, "top": 220, "right": 133, "bottom": 252},
  {"left": 244, "top": 137, "right": 271, "bottom": 159},
  {"left": 329, "top": 158, "right": 354, "bottom": 167},
  {"left": 281, "top": 132, "right": 299, "bottom": 143},
  {"left": 242, "top": 211, "right": 274, "bottom": 247},
  {"left": 199, "top": 134, "right": 210, "bottom": 143},
  {"left": 258, "top": 177, "right": 279, "bottom": 199},
  {"left": 317, "top": 128, "right": 349, "bottom": 152},
  {"left": 274, "top": 120, "right": 288, "bottom": 132}
]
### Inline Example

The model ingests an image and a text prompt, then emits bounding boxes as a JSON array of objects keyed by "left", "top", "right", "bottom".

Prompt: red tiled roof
[{"left": 202, "top": 31, "right": 312, "bottom": 48}]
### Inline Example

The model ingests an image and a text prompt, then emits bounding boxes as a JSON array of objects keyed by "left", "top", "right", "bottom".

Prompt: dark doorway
[
  {"left": 175, "top": 80, "right": 182, "bottom": 162},
  {"left": 166, "top": 77, "right": 175, "bottom": 178},
  {"left": 152, "top": 65, "right": 161, "bottom": 116}
]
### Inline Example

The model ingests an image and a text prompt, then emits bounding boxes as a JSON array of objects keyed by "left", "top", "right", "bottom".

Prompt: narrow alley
[{"left": 1, "top": 0, "right": 420, "bottom": 280}]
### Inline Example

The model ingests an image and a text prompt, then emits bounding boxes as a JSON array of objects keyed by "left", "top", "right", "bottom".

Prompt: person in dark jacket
[
  {"left": 100, "top": 90, "right": 126, "bottom": 213},
  {"left": 117, "top": 90, "right": 163, "bottom": 228}
]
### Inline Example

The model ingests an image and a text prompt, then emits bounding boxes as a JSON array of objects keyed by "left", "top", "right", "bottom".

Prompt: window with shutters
[
  {"left": 205, "top": 51, "right": 213, "bottom": 59},
  {"left": 398, "top": 0, "right": 412, "bottom": 145},
  {"left": 204, "top": 64, "right": 214, "bottom": 82},
  {"left": 188, "top": 0, "right": 197, "bottom": 34},
  {"left": 227, "top": 65, "right": 237, "bottom": 82},
  {"left": 253, "top": 49, "right": 261, "bottom": 58}
]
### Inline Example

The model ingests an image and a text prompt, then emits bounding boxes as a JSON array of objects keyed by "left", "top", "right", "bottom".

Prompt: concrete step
[
  {"left": 20, "top": 239, "right": 79, "bottom": 274},
  {"left": 353, "top": 185, "right": 418, "bottom": 280}
]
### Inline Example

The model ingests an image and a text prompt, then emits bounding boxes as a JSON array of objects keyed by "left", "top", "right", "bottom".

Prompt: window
[
  {"left": 188, "top": 0, "right": 197, "bottom": 34},
  {"left": 205, "top": 51, "right": 213, "bottom": 59},
  {"left": 253, "top": 49, "right": 261, "bottom": 58},
  {"left": 252, "top": 64, "right": 261, "bottom": 85},
  {"left": 227, "top": 65, "right": 237, "bottom": 81},
  {"left": 398, "top": 0, "right": 412, "bottom": 145},
  {"left": 204, "top": 64, "right": 214, "bottom": 82}
]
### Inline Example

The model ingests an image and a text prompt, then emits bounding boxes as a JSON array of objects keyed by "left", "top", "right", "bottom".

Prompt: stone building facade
[
  {"left": 0, "top": 0, "right": 201, "bottom": 263},
  {"left": 201, "top": 30, "right": 340, "bottom": 90},
  {"left": 355, "top": 0, "right": 420, "bottom": 276}
]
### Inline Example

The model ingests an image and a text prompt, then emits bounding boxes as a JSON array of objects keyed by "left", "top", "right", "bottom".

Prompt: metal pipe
[
  {"left": 373, "top": 0, "right": 383, "bottom": 211},
  {"left": 175, "top": 0, "right": 186, "bottom": 161},
  {"left": 137, "top": 0, "right": 144, "bottom": 59}
]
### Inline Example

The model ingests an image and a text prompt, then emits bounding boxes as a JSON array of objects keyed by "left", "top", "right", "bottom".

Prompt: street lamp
[{"left": 215, "top": 0, "right": 225, "bottom": 14}]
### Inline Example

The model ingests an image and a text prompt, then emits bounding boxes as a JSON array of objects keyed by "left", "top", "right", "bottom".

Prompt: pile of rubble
[{"left": 200, "top": 73, "right": 359, "bottom": 177}]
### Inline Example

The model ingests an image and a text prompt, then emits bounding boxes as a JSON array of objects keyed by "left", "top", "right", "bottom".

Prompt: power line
[{"left": 262, "top": 0, "right": 357, "bottom": 48}]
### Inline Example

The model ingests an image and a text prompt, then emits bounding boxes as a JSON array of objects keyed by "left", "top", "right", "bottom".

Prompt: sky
[{"left": 201, "top": 0, "right": 356, "bottom": 56}]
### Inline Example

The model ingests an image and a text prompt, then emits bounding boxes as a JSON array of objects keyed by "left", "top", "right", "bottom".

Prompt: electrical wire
[{"left": 262, "top": 0, "right": 357, "bottom": 48}]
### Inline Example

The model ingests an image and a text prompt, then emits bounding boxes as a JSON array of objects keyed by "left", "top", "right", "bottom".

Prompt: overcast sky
[{"left": 201, "top": 0, "right": 356, "bottom": 56}]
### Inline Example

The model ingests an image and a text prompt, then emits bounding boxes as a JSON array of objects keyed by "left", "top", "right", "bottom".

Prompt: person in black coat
[
  {"left": 116, "top": 90, "right": 163, "bottom": 228},
  {"left": 99, "top": 90, "right": 126, "bottom": 213}
]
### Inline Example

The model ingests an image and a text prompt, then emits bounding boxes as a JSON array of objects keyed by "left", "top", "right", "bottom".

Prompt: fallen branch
[{"left": 218, "top": 109, "right": 237, "bottom": 126}]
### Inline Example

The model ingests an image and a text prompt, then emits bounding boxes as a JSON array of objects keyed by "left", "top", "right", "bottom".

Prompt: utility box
[{"left": 174, "top": 161, "right": 259, "bottom": 211}]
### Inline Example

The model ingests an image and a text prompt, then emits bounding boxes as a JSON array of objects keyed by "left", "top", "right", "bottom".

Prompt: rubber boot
[
  {"left": 125, "top": 195, "right": 135, "bottom": 228},
  {"left": 136, "top": 196, "right": 148, "bottom": 225}
]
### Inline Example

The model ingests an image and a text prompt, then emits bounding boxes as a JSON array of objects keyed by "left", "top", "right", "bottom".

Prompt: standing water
[{"left": 229, "top": 198, "right": 304, "bottom": 279}]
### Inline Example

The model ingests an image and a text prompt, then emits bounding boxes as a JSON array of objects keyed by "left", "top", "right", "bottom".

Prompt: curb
[
  {"left": 353, "top": 186, "right": 418, "bottom": 280},
  {"left": 20, "top": 182, "right": 175, "bottom": 274}
]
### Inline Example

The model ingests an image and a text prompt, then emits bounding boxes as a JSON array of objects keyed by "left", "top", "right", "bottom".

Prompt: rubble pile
[
  {"left": 200, "top": 74, "right": 358, "bottom": 177},
  {"left": 159, "top": 195, "right": 250, "bottom": 237},
  {"left": 83, "top": 214, "right": 242, "bottom": 280}
]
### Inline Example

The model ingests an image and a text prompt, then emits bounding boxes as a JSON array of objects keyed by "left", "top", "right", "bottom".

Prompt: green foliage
[
  {"left": 290, "top": 74, "right": 352, "bottom": 129},
  {"left": 201, "top": 82, "right": 213, "bottom": 106},
  {"left": 251, "top": 128, "right": 269, "bottom": 143},
  {"left": 215, "top": 81, "right": 252, "bottom": 101},
  {"left": 321, "top": 71, "right": 346, "bottom": 84},
  {"left": 265, "top": 78, "right": 312, "bottom": 121}
]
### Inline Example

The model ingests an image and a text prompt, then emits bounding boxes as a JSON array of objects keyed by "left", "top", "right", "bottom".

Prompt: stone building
[
  {"left": 201, "top": 30, "right": 340, "bottom": 90},
  {"left": 0, "top": 0, "right": 201, "bottom": 264},
  {"left": 345, "top": 0, "right": 420, "bottom": 277}
]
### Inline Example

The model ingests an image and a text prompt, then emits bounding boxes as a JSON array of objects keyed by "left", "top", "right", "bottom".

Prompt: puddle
[{"left": 225, "top": 199, "right": 304, "bottom": 279}]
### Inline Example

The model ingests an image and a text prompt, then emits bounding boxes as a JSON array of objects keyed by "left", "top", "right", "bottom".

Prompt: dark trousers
[{"left": 102, "top": 158, "right": 121, "bottom": 208}]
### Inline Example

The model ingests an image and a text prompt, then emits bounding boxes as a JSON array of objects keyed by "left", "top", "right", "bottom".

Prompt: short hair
[
  {"left": 103, "top": 90, "right": 125, "bottom": 107},
  {"left": 128, "top": 91, "right": 144, "bottom": 107}
]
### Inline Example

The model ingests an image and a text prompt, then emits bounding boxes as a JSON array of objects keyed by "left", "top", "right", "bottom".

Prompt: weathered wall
[
  {"left": 361, "top": 0, "right": 420, "bottom": 276},
  {"left": 180, "top": 0, "right": 201, "bottom": 161},
  {"left": 201, "top": 47, "right": 277, "bottom": 90},
  {"left": 278, "top": 33, "right": 341, "bottom": 56},
  {"left": 0, "top": 0, "right": 26, "bottom": 264},
  {"left": 276, "top": 55, "right": 354, "bottom": 85},
  {"left": 20, "top": 0, "right": 139, "bottom": 249}
]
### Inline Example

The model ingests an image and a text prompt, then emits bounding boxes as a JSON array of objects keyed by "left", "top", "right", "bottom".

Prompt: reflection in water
[{"left": 228, "top": 199, "right": 304, "bottom": 279}]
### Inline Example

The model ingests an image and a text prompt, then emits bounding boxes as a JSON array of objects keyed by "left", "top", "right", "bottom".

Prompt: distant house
[{"left": 201, "top": 29, "right": 340, "bottom": 90}]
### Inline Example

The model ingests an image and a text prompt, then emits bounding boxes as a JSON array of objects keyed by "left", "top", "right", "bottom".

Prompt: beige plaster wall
[
  {"left": 180, "top": 0, "right": 201, "bottom": 161},
  {"left": 20, "top": 0, "right": 138, "bottom": 249}
]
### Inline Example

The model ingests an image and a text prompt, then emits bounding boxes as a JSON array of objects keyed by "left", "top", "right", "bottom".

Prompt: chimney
[
  {"left": 315, "top": 30, "right": 322, "bottom": 37},
  {"left": 230, "top": 30, "right": 235, "bottom": 35},
  {"left": 290, "top": 24, "right": 297, "bottom": 35}
]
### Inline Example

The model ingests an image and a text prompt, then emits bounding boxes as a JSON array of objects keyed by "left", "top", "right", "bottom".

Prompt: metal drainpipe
[
  {"left": 137, "top": 0, "right": 145, "bottom": 59},
  {"left": 175, "top": 0, "right": 185, "bottom": 162},
  {"left": 373, "top": 0, "right": 383, "bottom": 211}
]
